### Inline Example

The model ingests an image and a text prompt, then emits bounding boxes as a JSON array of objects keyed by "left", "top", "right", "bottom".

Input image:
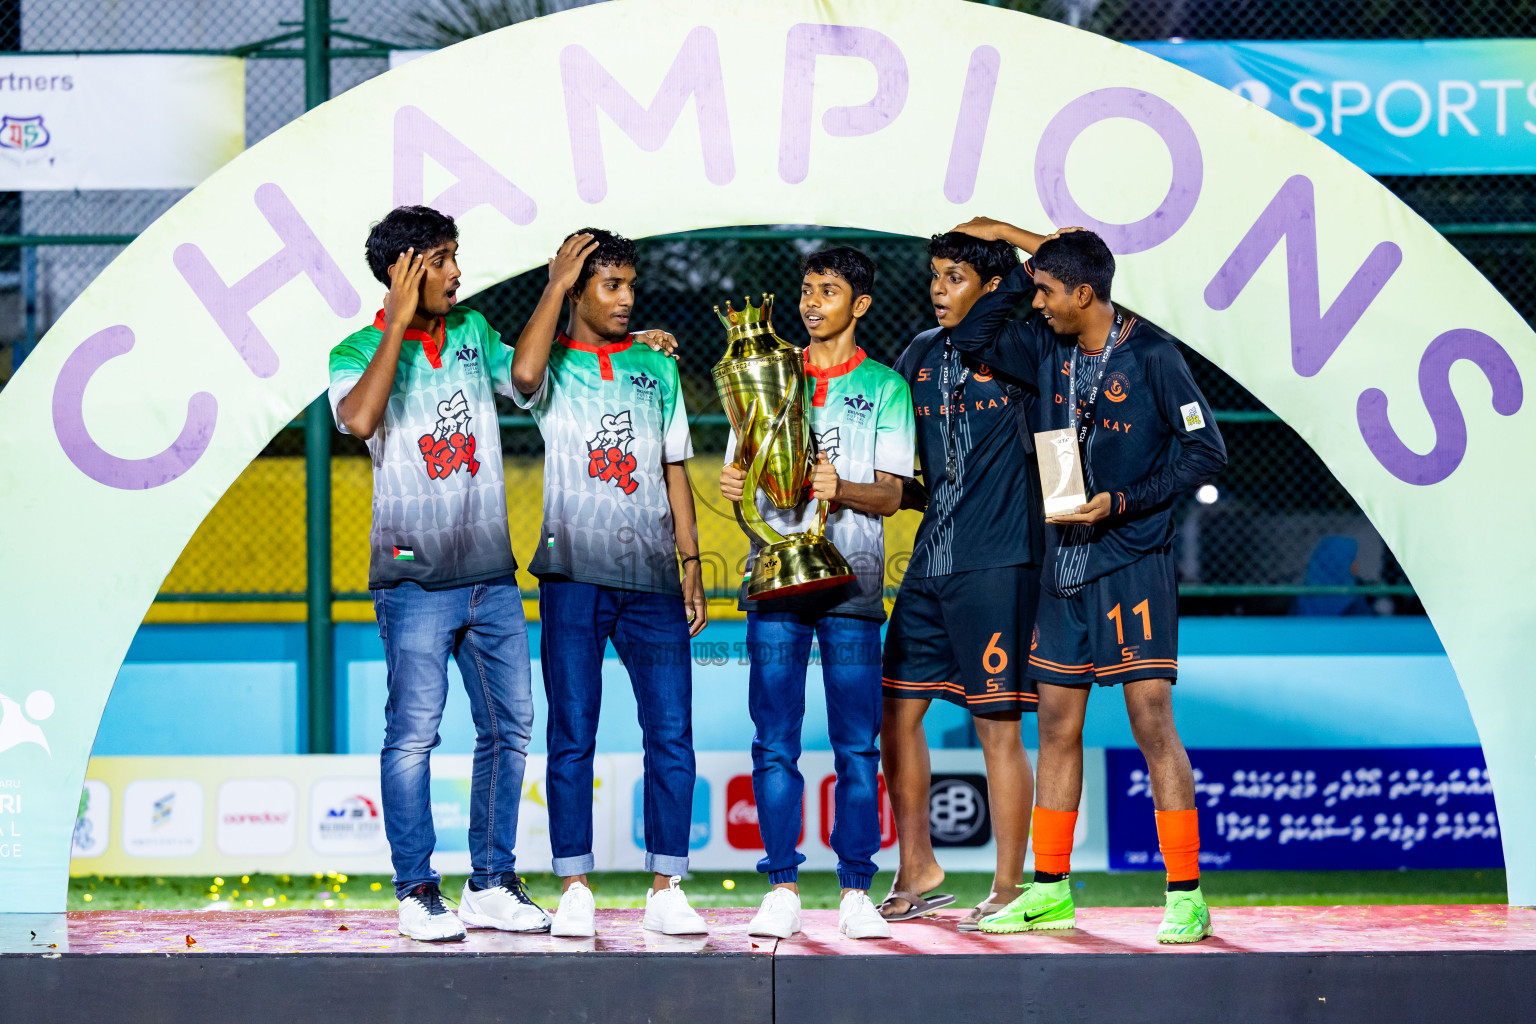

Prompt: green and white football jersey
[
  {"left": 513, "top": 334, "right": 693, "bottom": 595},
  {"left": 328, "top": 307, "right": 519, "bottom": 591},
  {"left": 725, "top": 347, "right": 915, "bottom": 621}
]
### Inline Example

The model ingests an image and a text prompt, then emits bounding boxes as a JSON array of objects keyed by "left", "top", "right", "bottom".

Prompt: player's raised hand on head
[
  {"left": 719, "top": 462, "right": 746, "bottom": 504},
  {"left": 383, "top": 247, "right": 426, "bottom": 329},
  {"left": 1046, "top": 491, "right": 1112, "bottom": 526},
  {"left": 548, "top": 232, "right": 598, "bottom": 292},
  {"left": 810, "top": 452, "right": 841, "bottom": 503},
  {"left": 950, "top": 216, "right": 1014, "bottom": 241},
  {"left": 635, "top": 329, "right": 679, "bottom": 357}
]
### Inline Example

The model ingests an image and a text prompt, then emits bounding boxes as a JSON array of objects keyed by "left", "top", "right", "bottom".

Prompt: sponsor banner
[
  {"left": 0, "top": 55, "right": 245, "bottom": 189},
  {"left": 1106, "top": 747, "right": 1504, "bottom": 871},
  {"left": 686, "top": 750, "right": 1107, "bottom": 874},
  {"left": 70, "top": 779, "right": 110, "bottom": 860},
  {"left": 1136, "top": 40, "right": 1536, "bottom": 175},
  {"left": 215, "top": 778, "right": 296, "bottom": 857},
  {"left": 70, "top": 750, "right": 1110, "bottom": 876},
  {"left": 121, "top": 779, "right": 203, "bottom": 859}
]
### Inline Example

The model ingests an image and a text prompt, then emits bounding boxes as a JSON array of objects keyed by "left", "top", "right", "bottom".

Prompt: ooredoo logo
[
  {"left": 216, "top": 779, "right": 297, "bottom": 857},
  {"left": 819, "top": 774, "right": 897, "bottom": 850},
  {"left": 726, "top": 774, "right": 803, "bottom": 850}
]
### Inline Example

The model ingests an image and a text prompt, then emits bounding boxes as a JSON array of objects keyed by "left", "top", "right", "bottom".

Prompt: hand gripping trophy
[{"left": 712, "top": 294, "right": 855, "bottom": 599}]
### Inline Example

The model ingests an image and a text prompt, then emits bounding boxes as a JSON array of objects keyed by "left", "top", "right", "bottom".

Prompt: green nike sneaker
[
  {"left": 1156, "top": 887, "right": 1213, "bottom": 943},
  {"left": 977, "top": 880, "right": 1075, "bottom": 933}
]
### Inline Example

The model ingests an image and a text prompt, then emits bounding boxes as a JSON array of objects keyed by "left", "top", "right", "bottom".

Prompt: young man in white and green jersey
[
  {"left": 329, "top": 205, "right": 547, "bottom": 942},
  {"left": 512, "top": 229, "right": 710, "bottom": 938},
  {"left": 720, "top": 247, "right": 915, "bottom": 940}
]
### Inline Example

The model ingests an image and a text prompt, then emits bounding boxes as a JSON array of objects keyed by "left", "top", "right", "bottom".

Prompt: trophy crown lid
[{"left": 715, "top": 293, "right": 774, "bottom": 330}]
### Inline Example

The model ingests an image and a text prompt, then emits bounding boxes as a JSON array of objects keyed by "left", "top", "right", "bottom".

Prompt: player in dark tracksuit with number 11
[{"left": 943, "top": 220, "right": 1227, "bottom": 943}]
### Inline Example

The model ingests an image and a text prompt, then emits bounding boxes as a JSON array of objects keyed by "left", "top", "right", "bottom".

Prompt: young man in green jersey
[
  {"left": 512, "top": 229, "right": 709, "bottom": 938},
  {"left": 720, "top": 247, "right": 915, "bottom": 940},
  {"left": 329, "top": 205, "right": 548, "bottom": 941}
]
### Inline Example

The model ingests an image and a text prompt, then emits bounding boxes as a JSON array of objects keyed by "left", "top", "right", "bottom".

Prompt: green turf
[{"left": 66, "top": 869, "right": 1509, "bottom": 912}]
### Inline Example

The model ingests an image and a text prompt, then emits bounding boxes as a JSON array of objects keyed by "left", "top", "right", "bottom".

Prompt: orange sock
[
  {"left": 1031, "top": 806, "right": 1078, "bottom": 875},
  {"left": 1155, "top": 809, "right": 1201, "bottom": 884}
]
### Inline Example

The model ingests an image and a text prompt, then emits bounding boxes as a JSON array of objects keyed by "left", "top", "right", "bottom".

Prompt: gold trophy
[{"left": 713, "top": 294, "right": 855, "bottom": 599}]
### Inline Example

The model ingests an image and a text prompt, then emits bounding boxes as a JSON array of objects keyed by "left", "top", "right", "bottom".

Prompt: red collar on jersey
[
  {"left": 559, "top": 332, "right": 634, "bottom": 381},
  {"left": 372, "top": 310, "right": 446, "bottom": 369},
  {"left": 803, "top": 347, "right": 866, "bottom": 406}
]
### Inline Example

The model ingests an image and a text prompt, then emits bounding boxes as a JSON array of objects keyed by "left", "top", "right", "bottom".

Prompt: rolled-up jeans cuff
[
  {"left": 646, "top": 852, "right": 689, "bottom": 876},
  {"left": 552, "top": 853, "right": 595, "bottom": 877}
]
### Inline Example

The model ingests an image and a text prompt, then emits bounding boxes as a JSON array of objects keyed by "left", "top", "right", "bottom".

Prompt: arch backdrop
[{"left": 0, "top": 0, "right": 1530, "bottom": 912}]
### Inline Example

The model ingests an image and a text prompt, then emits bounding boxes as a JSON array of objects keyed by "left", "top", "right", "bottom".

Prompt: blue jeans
[
  {"left": 747, "top": 611, "right": 883, "bottom": 891},
  {"left": 373, "top": 575, "right": 534, "bottom": 898},
  {"left": 540, "top": 579, "right": 695, "bottom": 877}
]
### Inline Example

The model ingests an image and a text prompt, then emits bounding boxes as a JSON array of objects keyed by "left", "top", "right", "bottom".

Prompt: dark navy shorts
[
  {"left": 882, "top": 564, "right": 1040, "bottom": 715},
  {"left": 1028, "top": 551, "right": 1178, "bottom": 687}
]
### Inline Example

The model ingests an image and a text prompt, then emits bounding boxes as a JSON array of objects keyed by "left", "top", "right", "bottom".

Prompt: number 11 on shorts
[{"left": 1106, "top": 600, "right": 1152, "bottom": 645}]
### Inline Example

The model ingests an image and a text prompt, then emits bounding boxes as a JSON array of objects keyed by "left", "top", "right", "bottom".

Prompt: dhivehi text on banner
[
  {"left": 0, "top": 55, "right": 245, "bottom": 190},
  {"left": 1136, "top": 40, "right": 1536, "bottom": 175},
  {"left": 1107, "top": 748, "right": 1504, "bottom": 871}
]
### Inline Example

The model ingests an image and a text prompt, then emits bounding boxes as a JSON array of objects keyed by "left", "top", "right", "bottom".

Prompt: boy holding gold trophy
[{"left": 716, "top": 248, "right": 915, "bottom": 940}]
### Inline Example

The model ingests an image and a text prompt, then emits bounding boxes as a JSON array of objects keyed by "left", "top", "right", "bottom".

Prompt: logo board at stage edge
[
  {"left": 929, "top": 773, "right": 991, "bottom": 847},
  {"left": 634, "top": 777, "right": 712, "bottom": 851},
  {"left": 726, "top": 774, "right": 803, "bottom": 850}
]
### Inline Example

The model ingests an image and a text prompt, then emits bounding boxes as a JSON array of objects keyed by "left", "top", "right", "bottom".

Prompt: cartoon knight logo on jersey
[
  {"left": 417, "top": 389, "right": 480, "bottom": 479},
  {"left": 588, "top": 410, "right": 639, "bottom": 495},
  {"left": 814, "top": 427, "right": 841, "bottom": 465}
]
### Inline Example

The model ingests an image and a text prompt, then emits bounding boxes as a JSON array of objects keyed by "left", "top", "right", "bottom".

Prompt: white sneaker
[
  {"left": 838, "top": 890, "right": 892, "bottom": 939},
  {"left": 747, "top": 887, "right": 802, "bottom": 938},
  {"left": 550, "top": 881, "right": 597, "bottom": 938},
  {"left": 397, "top": 882, "right": 466, "bottom": 942},
  {"left": 643, "top": 876, "right": 707, "bottom": 935},
  {"left": 458, "top": 873, "right": 551, "bottom": 932}
]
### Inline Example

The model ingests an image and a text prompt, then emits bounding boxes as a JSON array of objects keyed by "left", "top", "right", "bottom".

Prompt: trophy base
[{"left": 746, "top": 534, "right": 856, "bottom": 600}]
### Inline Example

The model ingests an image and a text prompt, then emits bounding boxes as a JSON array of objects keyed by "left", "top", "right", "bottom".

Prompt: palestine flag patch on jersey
[{"left": 392, "top": 546, "right": 415, "bottom": 561}]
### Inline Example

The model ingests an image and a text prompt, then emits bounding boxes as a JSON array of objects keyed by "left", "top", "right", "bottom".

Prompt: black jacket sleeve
[
  {"left": 1118, "top": 344, "right": 1228, "bottom": 514},
  {"left": 944, "top": 262, "right": 1045, "bottom": 389}
]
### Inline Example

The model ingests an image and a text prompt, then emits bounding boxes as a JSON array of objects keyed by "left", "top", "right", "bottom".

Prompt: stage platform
[{"left": 3, "top": 904, "right": 1533, "bottom": 1023}]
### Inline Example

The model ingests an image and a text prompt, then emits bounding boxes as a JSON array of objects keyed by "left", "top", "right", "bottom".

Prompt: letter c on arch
[{"left": 52, "top": 325, "right": 217, "bottom": 490}]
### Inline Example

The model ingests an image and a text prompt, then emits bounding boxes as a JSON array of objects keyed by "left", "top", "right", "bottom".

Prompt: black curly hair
[
  {"left": 926, "top": 231, "right": 1021, "bottom": 284},
  {"left": 799, "top": 245, "right": 876, "bottom": 299},
  {"left": 564, "top": 227, "right": 638, "bottom": 295},
  {"left": 1033, "top": 230, "right": 1115, "bottom": 303},
  {"left": 364, "top": 205, "right": 458, "bottom": 286}
]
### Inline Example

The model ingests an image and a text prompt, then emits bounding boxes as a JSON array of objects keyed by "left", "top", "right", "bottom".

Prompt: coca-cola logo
[
  {"left": 726, "top": 775, "right": 763, "bottom": 849},
  {"left": 726, "top": 775, "right": 804, "bottom": 849}
]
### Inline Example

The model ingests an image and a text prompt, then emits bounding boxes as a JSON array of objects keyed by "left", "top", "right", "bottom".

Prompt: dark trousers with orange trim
[
  {"left": 882, "top": 564, "right": 1040, "bottom": 713},
  {"left": 1027, "top": 552, "right": 1178, "bottom": 687}
]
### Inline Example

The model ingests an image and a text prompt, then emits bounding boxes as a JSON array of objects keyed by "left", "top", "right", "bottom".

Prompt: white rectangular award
[{"left": 1035, "top": 428, "right": 1087, "bottom": 518}]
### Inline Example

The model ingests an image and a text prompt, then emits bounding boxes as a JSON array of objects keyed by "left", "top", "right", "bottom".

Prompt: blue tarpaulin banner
[
  {"left": 1106, "top": 748, "right": 1503, "bottom": 870},
  {"left": 1134, "top": 40, "right": 1536, "bottom": 174}
]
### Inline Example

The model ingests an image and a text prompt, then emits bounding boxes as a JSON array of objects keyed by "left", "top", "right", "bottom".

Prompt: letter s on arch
[
  {"left": 52, "top": 325, "right": 217, "bottom": 489},
  {"left": 1356, "top": 328, "right": 1522, "bottom": 486}
]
